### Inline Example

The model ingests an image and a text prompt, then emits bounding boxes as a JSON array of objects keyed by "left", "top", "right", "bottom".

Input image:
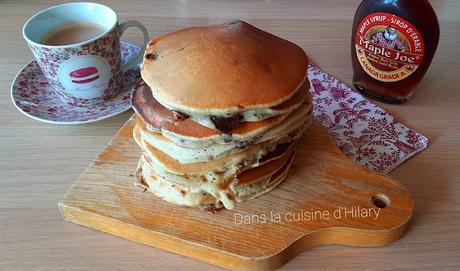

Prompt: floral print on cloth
[{"left": 308, "top": 64, "right": 427, "bottom": 173}]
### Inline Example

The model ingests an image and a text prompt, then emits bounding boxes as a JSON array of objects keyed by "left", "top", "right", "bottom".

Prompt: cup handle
[{"left": 118, "top": 20, "right": 149, "bottom": 72}]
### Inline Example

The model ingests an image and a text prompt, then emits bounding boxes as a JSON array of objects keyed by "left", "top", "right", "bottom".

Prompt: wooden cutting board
[{"left": 59, "top": 114, "right": 413, "bottom": 271}]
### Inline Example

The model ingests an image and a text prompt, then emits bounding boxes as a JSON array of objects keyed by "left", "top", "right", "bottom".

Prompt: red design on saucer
[{"left": 11, "top": 43, "right": 140, "bottom": 124}]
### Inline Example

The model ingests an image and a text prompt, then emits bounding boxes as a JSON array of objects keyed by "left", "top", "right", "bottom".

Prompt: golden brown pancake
[
  {"left": 235, "top": 151, "right": 294, "bottom": 202},
  {"left": 237, "top": 145, "right": 294, "bottom": 185},
  {"left": 141, "top": 20, "right": 309, "bottom": 114},
  {"left": 131, "top": 79, "right": 309, "bottom": 138},
  {"left": 132, "top": 20, "right": 313, "bottom": 210},
  {"left": 136, "top": 160, "right": 217, "bottom": 208},
  {"left": 133, "top": 104, "right": 311, "bottom": 163},
  {"left": 136, "top": 147, "right": 296, "bottom": 208},
  {"left": 131, "top": 80, "right": 217, "bottom": 139},
  {"left": 132, "top": 79, "right": 313, "bottom": 149},
  {"left": 139, "top": 142, "right": 294, "bottom": 189},
  {"left": 133, "top": 123, "right": 295, "bottom": 176}
]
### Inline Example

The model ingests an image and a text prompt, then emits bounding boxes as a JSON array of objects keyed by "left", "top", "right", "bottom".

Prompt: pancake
[
  {"left": 160, "top": 79, "right": 309, "bottom": 131},
  {"left": 139, "top": 141, "right": 293, "bottom": 191},
  {"left": 136, "top": 139, "right": 295, "bottom": 210},
  {"left": 136, "top": 159, "right": 217, "bottom": 208},
  {"left": 134, "top": 102, "right": 311, "bottom": 164},
  {"left": 132, "top": 78, "right": 310, "bottom": 135},
  {"left": 141, "top": 20, "right": 309, "bottom": 115},
  {"left": 132, "top": 20, "right": 313, "bottom": 210},
  {"left": 132, "top": 79, "right": 313, "bottom": 148},
  {"left": 235, "top": 152, "right": 294, "bottom": 202},
  {"left": 134, "top": 126, "right": 294, "bottom": 176},
  {"left": 135, "top": 117, "right": 309, "bottom": 164},
  {"left": 136, "top": 147, "right": 295, "bottom": 209}
]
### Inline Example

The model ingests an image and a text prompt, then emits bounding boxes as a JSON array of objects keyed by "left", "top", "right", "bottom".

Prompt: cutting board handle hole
[{"left": 372, "top": 194, "right": 391, "bottom": 208}]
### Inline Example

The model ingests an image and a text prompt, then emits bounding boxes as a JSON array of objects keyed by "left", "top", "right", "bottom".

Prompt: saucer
[{"left": 11, "top": 42, "right": 141, "bottom": 124}]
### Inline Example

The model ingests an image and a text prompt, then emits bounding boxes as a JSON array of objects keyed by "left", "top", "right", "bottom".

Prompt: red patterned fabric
[{"left": 308, "top": 64, "right": 427, "bottom": 173}]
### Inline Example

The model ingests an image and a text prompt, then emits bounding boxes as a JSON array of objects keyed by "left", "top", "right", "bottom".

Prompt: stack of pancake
[{"left": 131, "top": 20, "right": 312, "bottom": 210}]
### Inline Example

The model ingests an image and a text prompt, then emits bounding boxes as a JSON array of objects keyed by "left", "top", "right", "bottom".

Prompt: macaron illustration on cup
[
  {"left": 69, "top": 67, "right": 101, "bottom": 85},
  {"left": 59, "top": 55, "right": 110, "bottom": 99},
  {"left": 22, "top": 2, "right": 149, "bottom": 106}
]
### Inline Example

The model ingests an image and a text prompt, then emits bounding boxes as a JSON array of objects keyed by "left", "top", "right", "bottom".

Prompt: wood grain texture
[
  {"left": 59, "top": 115, "right": 413, "bottom": 271},
  {"left": 1, "top": 0, "right": 459, "bottom": 270}
]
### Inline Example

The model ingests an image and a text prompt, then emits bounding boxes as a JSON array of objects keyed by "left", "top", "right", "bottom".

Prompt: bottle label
[{"left": 355, "top": 12, "right": 424, "bottom": 82}]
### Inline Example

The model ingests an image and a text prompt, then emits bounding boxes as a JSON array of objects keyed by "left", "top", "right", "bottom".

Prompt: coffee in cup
[
  {"left": 23, "top": 2, "right": 149, "bottom": 106},
  {"left": 41, "top": 22, "right": 106, "bottom": 46}
]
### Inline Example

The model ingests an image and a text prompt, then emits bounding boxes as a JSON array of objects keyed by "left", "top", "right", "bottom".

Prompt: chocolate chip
[
  {"left": 236, "top": 140, "right": 251, "bottom": 149},
  {"left": 211, "top": 114, "right": 244, "bottom": 133},
  {"left": 223, "top": 135, "right": 233, "bottom": 143},
  {"left": 145, "top": 53, "right": 159, "bottom": 60},
  {"left": 263, "top": 63, "right": 271, "bottom": 72},
  {"left": 259, "top": 142, "right": 292, "bottom": 163},
  {"left": 171, "top": 110, "right": 189, "bottom": 120},
  {"left": 204, "top": 204, "right": 224, "bottom": 213}
]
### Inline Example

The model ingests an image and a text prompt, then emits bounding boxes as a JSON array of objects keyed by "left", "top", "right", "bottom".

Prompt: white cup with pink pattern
[{"left": 22, "top": 2, "right": 149, "bottom": 106}]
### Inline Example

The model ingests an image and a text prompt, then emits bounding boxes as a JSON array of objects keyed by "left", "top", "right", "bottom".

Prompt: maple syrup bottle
[{"left": 351, "top": 0, "right": 439, "bottom": 103}]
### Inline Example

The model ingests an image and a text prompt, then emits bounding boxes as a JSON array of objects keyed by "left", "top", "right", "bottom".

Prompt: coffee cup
[{"left": 22, "top": 2, "right": 149, "bottom": 106}]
